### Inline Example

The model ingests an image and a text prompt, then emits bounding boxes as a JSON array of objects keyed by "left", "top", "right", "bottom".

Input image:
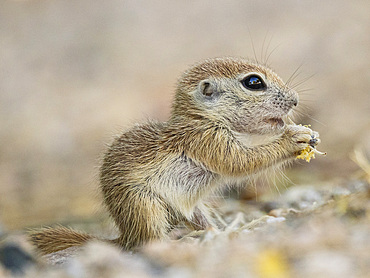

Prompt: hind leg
[
  {"left": 182, "top": 203, "right": 217, "bottom": 231},
  {"left": 113, "top": 189, "right": 171, "bottom": 250},
  {"left": 186, "top": 207, "right": 211, "bottom": 230}
]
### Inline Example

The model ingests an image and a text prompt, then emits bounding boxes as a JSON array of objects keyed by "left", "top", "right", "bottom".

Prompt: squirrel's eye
[{"left": 242, "top": 75, "right": 266, "bottom": 90}]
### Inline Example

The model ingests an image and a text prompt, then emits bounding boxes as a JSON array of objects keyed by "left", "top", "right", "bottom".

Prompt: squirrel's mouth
[{"left": 265, "top": 117, "right": 285, "bottom": 127}]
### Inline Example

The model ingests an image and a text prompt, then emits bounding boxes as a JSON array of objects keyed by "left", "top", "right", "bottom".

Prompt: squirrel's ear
[{"left": 199, "top": 80, "right": 213, "bottom": 97}]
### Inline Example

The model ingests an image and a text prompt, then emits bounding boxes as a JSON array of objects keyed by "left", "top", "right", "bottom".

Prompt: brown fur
[
  {"left": 30, "top": 57, "right": 320, "bottom": 254},
  {"left": 30, "top": 226, "right": 94, "bottom": 254}
]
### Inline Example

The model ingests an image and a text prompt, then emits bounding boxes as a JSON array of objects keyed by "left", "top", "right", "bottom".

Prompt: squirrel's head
[{"left": 172, "top": 57, "right": 298, "bottom": 135}]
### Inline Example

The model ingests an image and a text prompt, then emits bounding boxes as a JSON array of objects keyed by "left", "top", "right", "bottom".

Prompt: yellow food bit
[
  {"left": 296, "top": 146, "right": 315, "bottom": 162},
  {"left": 256, "top": 249, "right": 290, "bottom": 278},
  {"left": 296, "top": 146, "right": 326, "bottom": 162}
]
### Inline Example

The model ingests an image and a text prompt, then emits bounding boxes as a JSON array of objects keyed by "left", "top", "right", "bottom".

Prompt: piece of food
[
  {"left": 296, "top": 146, "right": 316, "bottom": 162},
  {"left": 296, "top": 145, "right": 326, "bottom": 162}
]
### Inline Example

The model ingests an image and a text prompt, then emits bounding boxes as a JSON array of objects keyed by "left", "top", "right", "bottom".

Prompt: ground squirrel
[{"left": 30, "top": 57, "right": 320, "bottom": 254}]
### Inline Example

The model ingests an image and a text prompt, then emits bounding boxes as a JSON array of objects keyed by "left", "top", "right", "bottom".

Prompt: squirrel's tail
[{"left": 29, "top": 226, "right": 96, "bottom": 254}]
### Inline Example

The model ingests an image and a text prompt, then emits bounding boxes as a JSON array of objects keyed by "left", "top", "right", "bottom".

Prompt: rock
[{"left": 0, "top": 243, "right": 35, "bottom": 275}]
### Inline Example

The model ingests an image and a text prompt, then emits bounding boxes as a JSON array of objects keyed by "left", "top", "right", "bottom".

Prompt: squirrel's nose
[{"left": 290, "top": 92, "right": 298, "bottom": 107}]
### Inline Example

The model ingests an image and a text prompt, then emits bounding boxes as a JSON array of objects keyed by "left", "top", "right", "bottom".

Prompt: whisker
[
  {"left": 290, "top": 73, "right": 316, "bottom": 90},
  {"left": 295, "top": 103, "right": 315, "bottom": 112},
  {"left": 298, "top": 93, "right": 316, "bottom": 100},
  {"left": 303, "top": 114, "right": 327, "bottom": 127},
  {"left": 261, "top": 31, "right": 269, "bottom": 65},
  {"left": 248, "top": 28, "right": 259, "bottom": 64},
  {"left": 298, "top": 95, "right": 316, "bottom": 100},
  {"left": 292, "top": 110, "right": 307, "bottom": 117},
  {"left": 276, "top": 169, "right": 288, "bottom": 191},
  {"left": 289, "top": 110, "right": 304, "bottom": 122},
  {"left": 297, "top": 88, "right": 314, "bottom": 94},
  {"left": 297, "top": 101, "right": 314, "bottom": 108},
  {"left": 292, "top": 107, "right": 327, "bottom": 127},
  {"left": 288, "top": 70, "right": 304, "bottom": 87},
  {"left": 285, "top": 63, "right": 304, "bottom": 91},
  {"left": 264, "top": 33, "right": 275, "bottom": 66},
  {"left": 264, "top": 43, "right": 281, "bottom": 67},
  {"left": 279, "top": 163, "right": 295, "bottom": 187},
  {"left": 298, "top": 99, "right": 315, "bottom": 103}
]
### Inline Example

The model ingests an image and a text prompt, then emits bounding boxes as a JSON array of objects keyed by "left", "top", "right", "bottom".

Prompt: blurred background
[{"left": 0, "top": 0, "right": 369, "bottom": 231}]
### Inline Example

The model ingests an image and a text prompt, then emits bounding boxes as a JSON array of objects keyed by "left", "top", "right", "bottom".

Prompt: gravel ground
[{"left": 1, "top": 175, "right": 369, "bottom": 278}]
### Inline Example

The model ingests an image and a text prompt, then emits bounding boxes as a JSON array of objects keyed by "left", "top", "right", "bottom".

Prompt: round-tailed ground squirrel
[{"left": 30, "top": 57, "right": 321, "bottom": 254}]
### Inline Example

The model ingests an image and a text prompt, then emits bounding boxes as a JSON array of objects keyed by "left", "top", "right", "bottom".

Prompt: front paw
[{"left": 283, "top": 125, "right": 321, "bottom": 155}]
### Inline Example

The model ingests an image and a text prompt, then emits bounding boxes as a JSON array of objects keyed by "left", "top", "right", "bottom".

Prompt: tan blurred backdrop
[{"left": 1, "top": 0, "right": 369, "bottom": 231}]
